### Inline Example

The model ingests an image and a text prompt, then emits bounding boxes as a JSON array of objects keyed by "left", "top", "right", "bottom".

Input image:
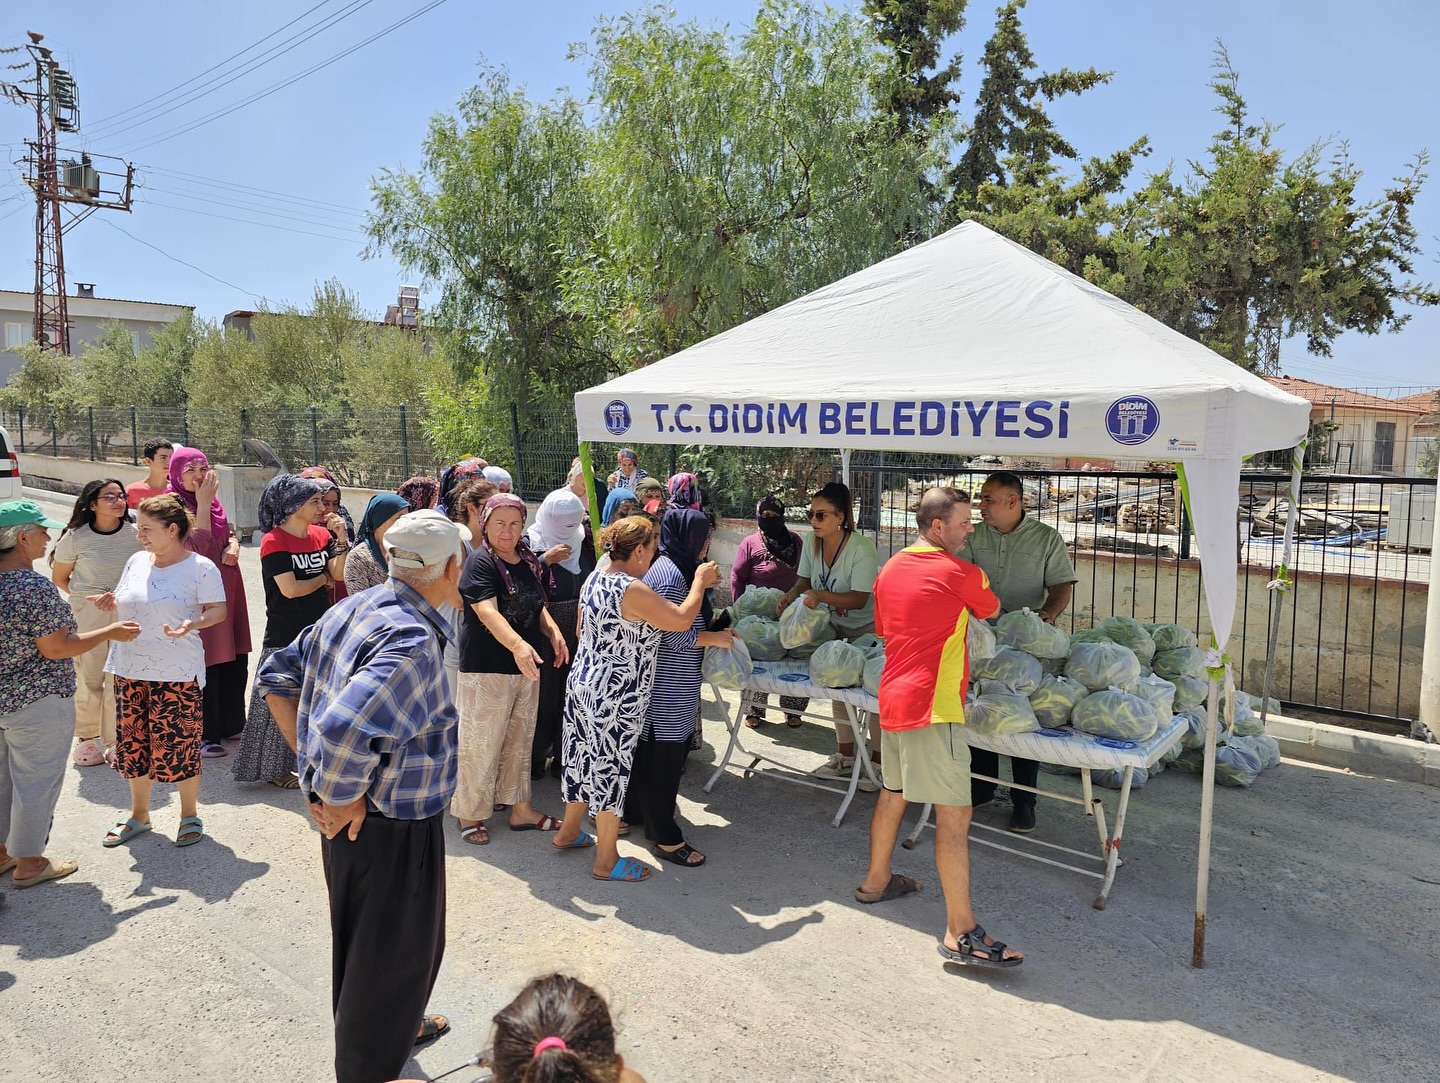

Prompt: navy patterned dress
[{"left": 561, "top": 571, "right": 662, "bottom": 814}]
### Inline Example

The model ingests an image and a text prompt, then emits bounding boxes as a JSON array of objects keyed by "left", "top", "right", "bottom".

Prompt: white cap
[{"left": 384, "top": 510, "right": 468, "bottom": 571}]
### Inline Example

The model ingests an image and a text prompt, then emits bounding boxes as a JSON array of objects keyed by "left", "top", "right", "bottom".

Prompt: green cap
[{"left": 0, "top": 499, "right": 65, "bottom": 530}]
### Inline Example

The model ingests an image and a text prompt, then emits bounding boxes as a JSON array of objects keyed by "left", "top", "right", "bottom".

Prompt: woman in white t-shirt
[
  {"left": 777, "top": 482, "right": 881, "bottom": 787},
  {"left": 93, "top": 494, "right": 227, "bottom": 849},
  {"left": 50, "top": 478, "right": 141, "bottom": 767}
]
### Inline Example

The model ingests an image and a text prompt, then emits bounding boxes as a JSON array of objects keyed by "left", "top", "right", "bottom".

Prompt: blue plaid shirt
[{"left": 256, "top": 580, "right": 457, "bottom": 820}]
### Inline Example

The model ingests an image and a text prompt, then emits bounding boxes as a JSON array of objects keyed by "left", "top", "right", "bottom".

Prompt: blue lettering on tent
[
  {"left": 819, "top": 402, "right": 841, "bottom": 434},
  {"left": 892, "top": 401, "right": 916, "bottom": 437},
  {"left": 845, "top": 401, "right": 865, "bottom": 434},
  {"left": 742, "top": 403, "right": 764, "bottom": 433},
  {"left": 709, "top": 404, "right": 729, "bottom": 433},
  {"left": 994, "top": 400, "right": 1021, "bottom": 438},
  {"left": 778, "top": 403, "right": 806, "bottom": 434},
  {"left": 919, "top": 401, "right": 945, "bottom": 435},
  {"left": 1023, "top": 400, "right": 1053, "bottom": 438},
  {"left": 674, "top": 404, "right": 696, "bottom": 433},
  {"left": 965, "top": 400, "right": 993, "bottom": 437}
]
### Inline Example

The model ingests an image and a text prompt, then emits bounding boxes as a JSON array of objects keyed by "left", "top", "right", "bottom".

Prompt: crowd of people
[{"left": 0, "top": 439, "right": 1068, "bottom": 1079}]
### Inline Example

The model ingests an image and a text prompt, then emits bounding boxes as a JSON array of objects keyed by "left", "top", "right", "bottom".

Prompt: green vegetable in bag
[
  {"left": 971, "top": 646, "right": 1043, "bottom": 696},
  {"left": 735, "top": 615, "right": 786, "bottom": 661},
  {"left": 862, "top": 654, "right": 884, "bottom": 697},
  {"left": 785, "top": 619, "right": 837, "bottom": 659},
  {"left": 1135, "top": 674, "right": 1176, "bottom": 720},
  {"left": 996, "top": 607, "right": 1070, "bottom": 660},
  {"left": 964, "top": 693, "right": 1041, "bottom": 737},
  {"left": 1214, "top": 740, "right": 1263, "bottom": 787},
  {"left": 1028, "top": 673, "right": 1088, "bottom": 727},
  {"left": 850, "top": 633, "right": 885, "bottom": 659},
  {"left": 1176, "top": 707, "right": 1209, "bottom": 750},
  {"left": 1150, "top": 623, "right": 1198, "bottom": 652},
  {"left": 809, "top": 639, "right": 866, "bottom": 688},
  {"left": 1153, "top": 647, "right": 1206, "bottom": 681},
  {"left": 1092, "top": 767, "right": 1147, "bottom": 790},
  {"left": 1069, "top": 628, "right": 1113, "bottom": 649},
  {"left": 702, "top": 637, "right": 753, "bottom": 690},
  {"left": 967, "top": 617, "right": 998, "bottom": 662},
  {"left": 779, "top": 596, "right": 834, "bottom": 649},
  {"left": 1171, "top": 674, "right": 1207, "bottom": 711},
  {"left": 1096, "top": 616, "right": 1156, "bottom": 663},
  {"left": 734, "top": 585, "right": 785, "bottom": 620},
  {"left": 1070, "top": 687, "right": 1161, "bottom": 741},
  {"left": 1065, "top": 641, "right": 1141, "bottom": 693},
  {"left": 1230, "top": 733, "right": 1281, "bottom": 770}
]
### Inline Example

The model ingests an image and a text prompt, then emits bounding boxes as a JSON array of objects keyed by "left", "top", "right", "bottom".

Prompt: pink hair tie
[{"left": 533, "top": 1036, "right": 567, "bottom": 1055}]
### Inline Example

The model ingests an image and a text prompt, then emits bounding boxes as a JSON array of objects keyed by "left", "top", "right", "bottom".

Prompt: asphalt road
[{"left": 4, "top": 486, "right": 1440, "bottom": 1082}]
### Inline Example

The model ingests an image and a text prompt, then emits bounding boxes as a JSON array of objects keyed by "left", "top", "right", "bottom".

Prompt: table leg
[
  {"left": 703, "top": 683, "right": 748, "bottom": 795},
  {"left": 1093, "top": 765, "right": 1134, "bottom": 910},
  {"left": 1081, "top": 770, "right": 1110, "bottom": 858},
  {"left": 832, "top": 705, "right": 877, "bottom": 828},
  {"left": 902, "top": 802, "right": 932, "bottom": 849}
]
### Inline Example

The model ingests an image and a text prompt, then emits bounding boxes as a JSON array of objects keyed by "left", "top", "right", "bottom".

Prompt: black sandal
[
  {"left": 656, "top": 842, "right": 706, "bottom": 867},
  {"left": 414, "top": 1013, "right": 450, "bottom": 1046},
  {"left": 937, "top": 923, "right": 1023, "bottom": 969}
]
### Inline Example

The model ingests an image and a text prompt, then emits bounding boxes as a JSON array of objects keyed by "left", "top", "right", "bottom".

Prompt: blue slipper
[
  {"left": 174, "top": 816, "right": 204, "bottom": 847},
  {"left": 103, "top": 818, "right": 152, "bottom": 848},
  {"left": 592, "top": 856, "right": 652, "bottom": 882},
  {"left": 552, "top": 831, "right": 595, "bottom": 850}
]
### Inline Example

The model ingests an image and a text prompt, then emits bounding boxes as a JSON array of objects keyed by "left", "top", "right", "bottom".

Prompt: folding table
[{"left": 902, "top": 715, "right": 1187, "bottom": 909}]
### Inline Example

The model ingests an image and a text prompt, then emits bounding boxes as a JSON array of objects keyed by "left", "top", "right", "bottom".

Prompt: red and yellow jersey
[{"left": 873, "top": 545, "right": 1000, "bottom": 732}]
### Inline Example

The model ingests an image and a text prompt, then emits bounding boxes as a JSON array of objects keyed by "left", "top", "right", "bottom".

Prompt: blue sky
[{"left": 2, "top": 0, "right": 1435, "bottom": 388}]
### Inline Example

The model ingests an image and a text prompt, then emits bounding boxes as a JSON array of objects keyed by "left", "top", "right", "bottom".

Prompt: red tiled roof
[{"left": 1266, "top": 376, "right": 1432, "bottom": 414}]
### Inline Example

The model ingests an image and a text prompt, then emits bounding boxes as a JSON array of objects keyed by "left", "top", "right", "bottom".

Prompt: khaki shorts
[{"left": 880, "top": 724, "right": 972, "bottom": 807}]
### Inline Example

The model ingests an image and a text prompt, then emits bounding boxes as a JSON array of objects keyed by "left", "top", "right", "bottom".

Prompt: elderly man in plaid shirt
[{"left": 258, "top": 510, "right": 470, "bottom": 1083}]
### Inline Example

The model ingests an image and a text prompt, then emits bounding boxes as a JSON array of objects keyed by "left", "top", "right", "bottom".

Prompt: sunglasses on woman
[{"left": 807, "top": 509, "right": 834, "bottom": 521}]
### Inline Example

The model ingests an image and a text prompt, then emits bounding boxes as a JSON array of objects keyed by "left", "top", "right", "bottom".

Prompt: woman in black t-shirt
[
  {"left": 233, "top": 474, "right": 347, "bottom": 788},
  {"left": 451, "top": 494, "right": 569, "bottom": 846}
]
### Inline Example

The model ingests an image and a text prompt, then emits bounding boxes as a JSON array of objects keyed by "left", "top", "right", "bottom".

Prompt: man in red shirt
[{"left": 854, "top": 487, "right": 1023, "bottom": 969}]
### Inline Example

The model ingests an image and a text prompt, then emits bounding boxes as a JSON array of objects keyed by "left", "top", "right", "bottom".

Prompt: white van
[{"left": 0, "top": 424, "right": 21, "bottom": 502}]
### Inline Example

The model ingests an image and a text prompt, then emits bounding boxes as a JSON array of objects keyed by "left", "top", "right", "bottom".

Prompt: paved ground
[{"left": 5, "top": 488, "right": 1440, "bottom": 1082}]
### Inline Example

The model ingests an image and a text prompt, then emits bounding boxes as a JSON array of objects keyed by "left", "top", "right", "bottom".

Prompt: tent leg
[
  {"left": 1260, "top": 442, "right": 1305, "bottom": 721},
  {"left": 841, "top": 449, "right": 851, "bottom": 487},
  {"left": 1193, "top": 675, "right": 1222, "bottom": 967},
  {"left": 578, "top": 441, "right": 604, "bottom": 560}
]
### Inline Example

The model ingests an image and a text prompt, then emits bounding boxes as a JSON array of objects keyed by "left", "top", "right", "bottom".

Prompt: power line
[
  {"left": 144, "top": 199, "right": 363, "bottom": 244},
  {"left": 124, "top": 0, "right": 452, "bottom": 154},
  {"left": 100, "top": 217, "right": 256, "bottom": 297},
  {"left": 84, "top": 0, "right": 382, "bottom": 141},
  {"left": 136, "top": 166, "right": 369, "bottom": 217},
  {"left": 83, "top": 0, "right": 340, "bottom": 130},
  {"left": 141, "top": 186, "right": 369, "bottom": 235}
]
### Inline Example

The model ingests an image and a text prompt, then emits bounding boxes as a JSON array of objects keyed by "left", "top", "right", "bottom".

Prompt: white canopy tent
[{"left": 574, "top": 221, "right": 1311, "bottom": 963}]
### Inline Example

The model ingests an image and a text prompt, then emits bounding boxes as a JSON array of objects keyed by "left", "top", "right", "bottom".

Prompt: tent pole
[
  {"left": 1193, "top": 674, "right": 1220, "bottom": 967},
  {"left": 1260, "top": 441, "right": 1306, "bottom": 721},
  {"left": 579, "top": 441, "right": 604, "bottom": 559},
  {"left": 841, "top": 449, "right": 852, "bottom": 487}
]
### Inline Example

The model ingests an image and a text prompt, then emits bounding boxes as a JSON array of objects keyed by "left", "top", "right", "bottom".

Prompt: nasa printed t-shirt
[{"left": 260, "top": 524, "right": 336, "bottom": 649}]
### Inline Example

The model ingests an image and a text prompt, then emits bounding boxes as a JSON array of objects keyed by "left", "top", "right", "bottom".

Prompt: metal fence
[
  {"left": 1260, "top": 382, "right": 1438, "bottom": 477},
  {"left": 1, "top": 404, "right": 445, "bottom": 491}
]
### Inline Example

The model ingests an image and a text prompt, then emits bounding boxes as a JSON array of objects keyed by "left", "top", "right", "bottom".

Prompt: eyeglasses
[
  {"left": 98, "top": 493, "right": 128, "bottom": 503},
  {"left": 807, "top": 509, "right": 834, "bottom": 521}
]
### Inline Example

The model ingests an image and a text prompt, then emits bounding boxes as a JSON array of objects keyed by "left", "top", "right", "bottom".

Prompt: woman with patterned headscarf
[
  {"left": 666, "top": 472, "right": 704, "bottom": 512},
  {"left": 299, "top": 466, "right": 354, "bottom": 604},
  {"left": 452, "top": 494, "right": 570, "bottom": 845},
  {"left": 166, "top": 447, "right": 252, "bottom": 758},
  {"left": 232, "top": 473, "right": 347, "bottom": 788},
  {"left": 437, "top": 457, "right": 487, "bottom": 516},
  {"left": 397, "top": 475, "right": 439, "bottom": 512}
]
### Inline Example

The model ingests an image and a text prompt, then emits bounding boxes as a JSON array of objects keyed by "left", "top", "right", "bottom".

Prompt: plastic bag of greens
[
  {"left": 850, "top": 633, "right": 885, "bottom": 659},
  {"left": 1214, "top": 740, "right": 1263, "bottom": 787},
  {"left": 1152, "top": 646, "right": 1207, "bottom": 681},
  {"left": 785, "top": 620, "right": 837, "bottom": 660},
  {"left": 1028, "top": 673, "right": 1089, "bottom": 728},
  {"left": 702, "top": 637, "right": 753, "bottom": 690},
  {"left": 1135, "top": 673, "right": 1177, "bottom": 720},
  {"left": 1069, "top": 628, "right": 1113, "bottom": 649},
  {"left": 809, "top": 639, "right": 866, "bottom": 688},
  {"left": 735, "top": 616, "right": 787, "bottom": 661},
  {"left": 1171, "top": 673, "right": 1208, "bottom": 711},
  {"left": 733, "top": 585, "right": 785, "bottom": 621},
  {"left": 965, "top": 693, "right": 1041, "bottom": 738},
  {"left": 1070, "top": 687, "right": 1161, "bottom": 741},
  {"left": 1092, "top": 767, "right": 1147, "bottom": 790},
  {"left": 967, "top": 617, "right": 998, "bottom": 663},
  {"left": 995, "top": 608, "right": 1070, "bottom": 660},
  {"left": 1150, "top": 623, "right": 1198, "bottom": 652},
  {"left": 1171, "top": 749, "right": 1205, "bottom": 774},
  {"left": 971, "top": 647, "right": 1043, "bottom": 696},
  {"left": 1160, "top": 736, "right": 1184, "bottom": 764},
  {"left": 1176, "top": 707, "right": 1209, "bottom": 750},
  {"left": 779, "top": 597, "right": 834, "bottom": 650},
  {"left": 1096, "top": 616, "right": 1156, "bottom": 664},
  {"left": 862, "top": 654, "right": 884, "bottom": 697},
  {"left": 1230, "top": 732, "right": 1281, "bottom": 770},
  {"left": 1065, "top": 641, "right": 1141, "bottom": 693}
]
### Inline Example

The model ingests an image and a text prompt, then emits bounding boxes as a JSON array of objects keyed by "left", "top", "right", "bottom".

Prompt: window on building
[
  {"left": 4, "top": 322, "right": 29, "bottom": 349},
  {"left": 1373, "top": 421, "right": 1396, "bottom": 472},
  {"left": 130, "top": 331, "right": 142, "bottom": 353}
]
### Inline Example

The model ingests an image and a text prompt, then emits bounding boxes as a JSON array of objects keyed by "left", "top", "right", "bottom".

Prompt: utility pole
[{"left": 2, "top": 31, "right": 134, "bottom": 355}]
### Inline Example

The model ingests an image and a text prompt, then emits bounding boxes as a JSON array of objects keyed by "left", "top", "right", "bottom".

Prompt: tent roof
[{"left": 575, "top": 222, "right": 1310, "bottom": 460}]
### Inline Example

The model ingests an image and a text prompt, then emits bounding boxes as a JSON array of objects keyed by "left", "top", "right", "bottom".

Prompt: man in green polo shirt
[{"left": 956, "top": 471, "right": 1078, "bottom": 834}]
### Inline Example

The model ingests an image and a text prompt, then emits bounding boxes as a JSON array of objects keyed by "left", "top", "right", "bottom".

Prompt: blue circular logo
[
  {"left": 1105, "top": 396, "right": 1160, "bottom": 446},
  {"left": 603, "top": 400, "right": 631, "bottom": 437},
  {"left": 779, "top": 672, "right": 809, "bottom": 683}
]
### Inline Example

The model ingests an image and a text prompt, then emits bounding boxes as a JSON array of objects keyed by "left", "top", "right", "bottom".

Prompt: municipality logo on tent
[
  {"left": 1105, "top": 396, "right": 1160, "bottom": 446},
  {"left": 604, "top": 400, "right": 631, "bottom": 436}
]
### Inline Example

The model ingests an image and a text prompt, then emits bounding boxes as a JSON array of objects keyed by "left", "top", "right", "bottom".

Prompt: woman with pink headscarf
[
  {"left": 167, "top": 447, "right": 252, "bottom": 758},
  {"left": 451, "top": 494, "right": 570, "bottom": 846}
]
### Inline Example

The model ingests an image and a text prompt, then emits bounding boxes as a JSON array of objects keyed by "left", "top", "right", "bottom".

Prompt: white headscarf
[
  {"left": 527, "top": 488, "right": 585, "bottom": 573},
  {"left": 482, "top": 465, "right": 513, "bottom": 491}
]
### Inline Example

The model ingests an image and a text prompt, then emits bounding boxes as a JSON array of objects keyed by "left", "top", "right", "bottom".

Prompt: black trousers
[
  {"left": 531, "top": 662, "right": 570, "bottom": 775},
  {"left": 623, "top": 737, "right": 690, "bottom": 847},
  {"left": 970, "top": 750, "right": 1038, "bottom": 811},
  {"left": 322, "top": 809, "right": 446, "bottom": 1083},
  {"left": 202, "top": 656, "right": 249, "bottom": 742}
]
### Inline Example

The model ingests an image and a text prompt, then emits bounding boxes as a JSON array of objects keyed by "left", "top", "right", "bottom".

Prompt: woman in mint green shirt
[{"left": 777, "top": 482, "right": 880, "bottom": 786}]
